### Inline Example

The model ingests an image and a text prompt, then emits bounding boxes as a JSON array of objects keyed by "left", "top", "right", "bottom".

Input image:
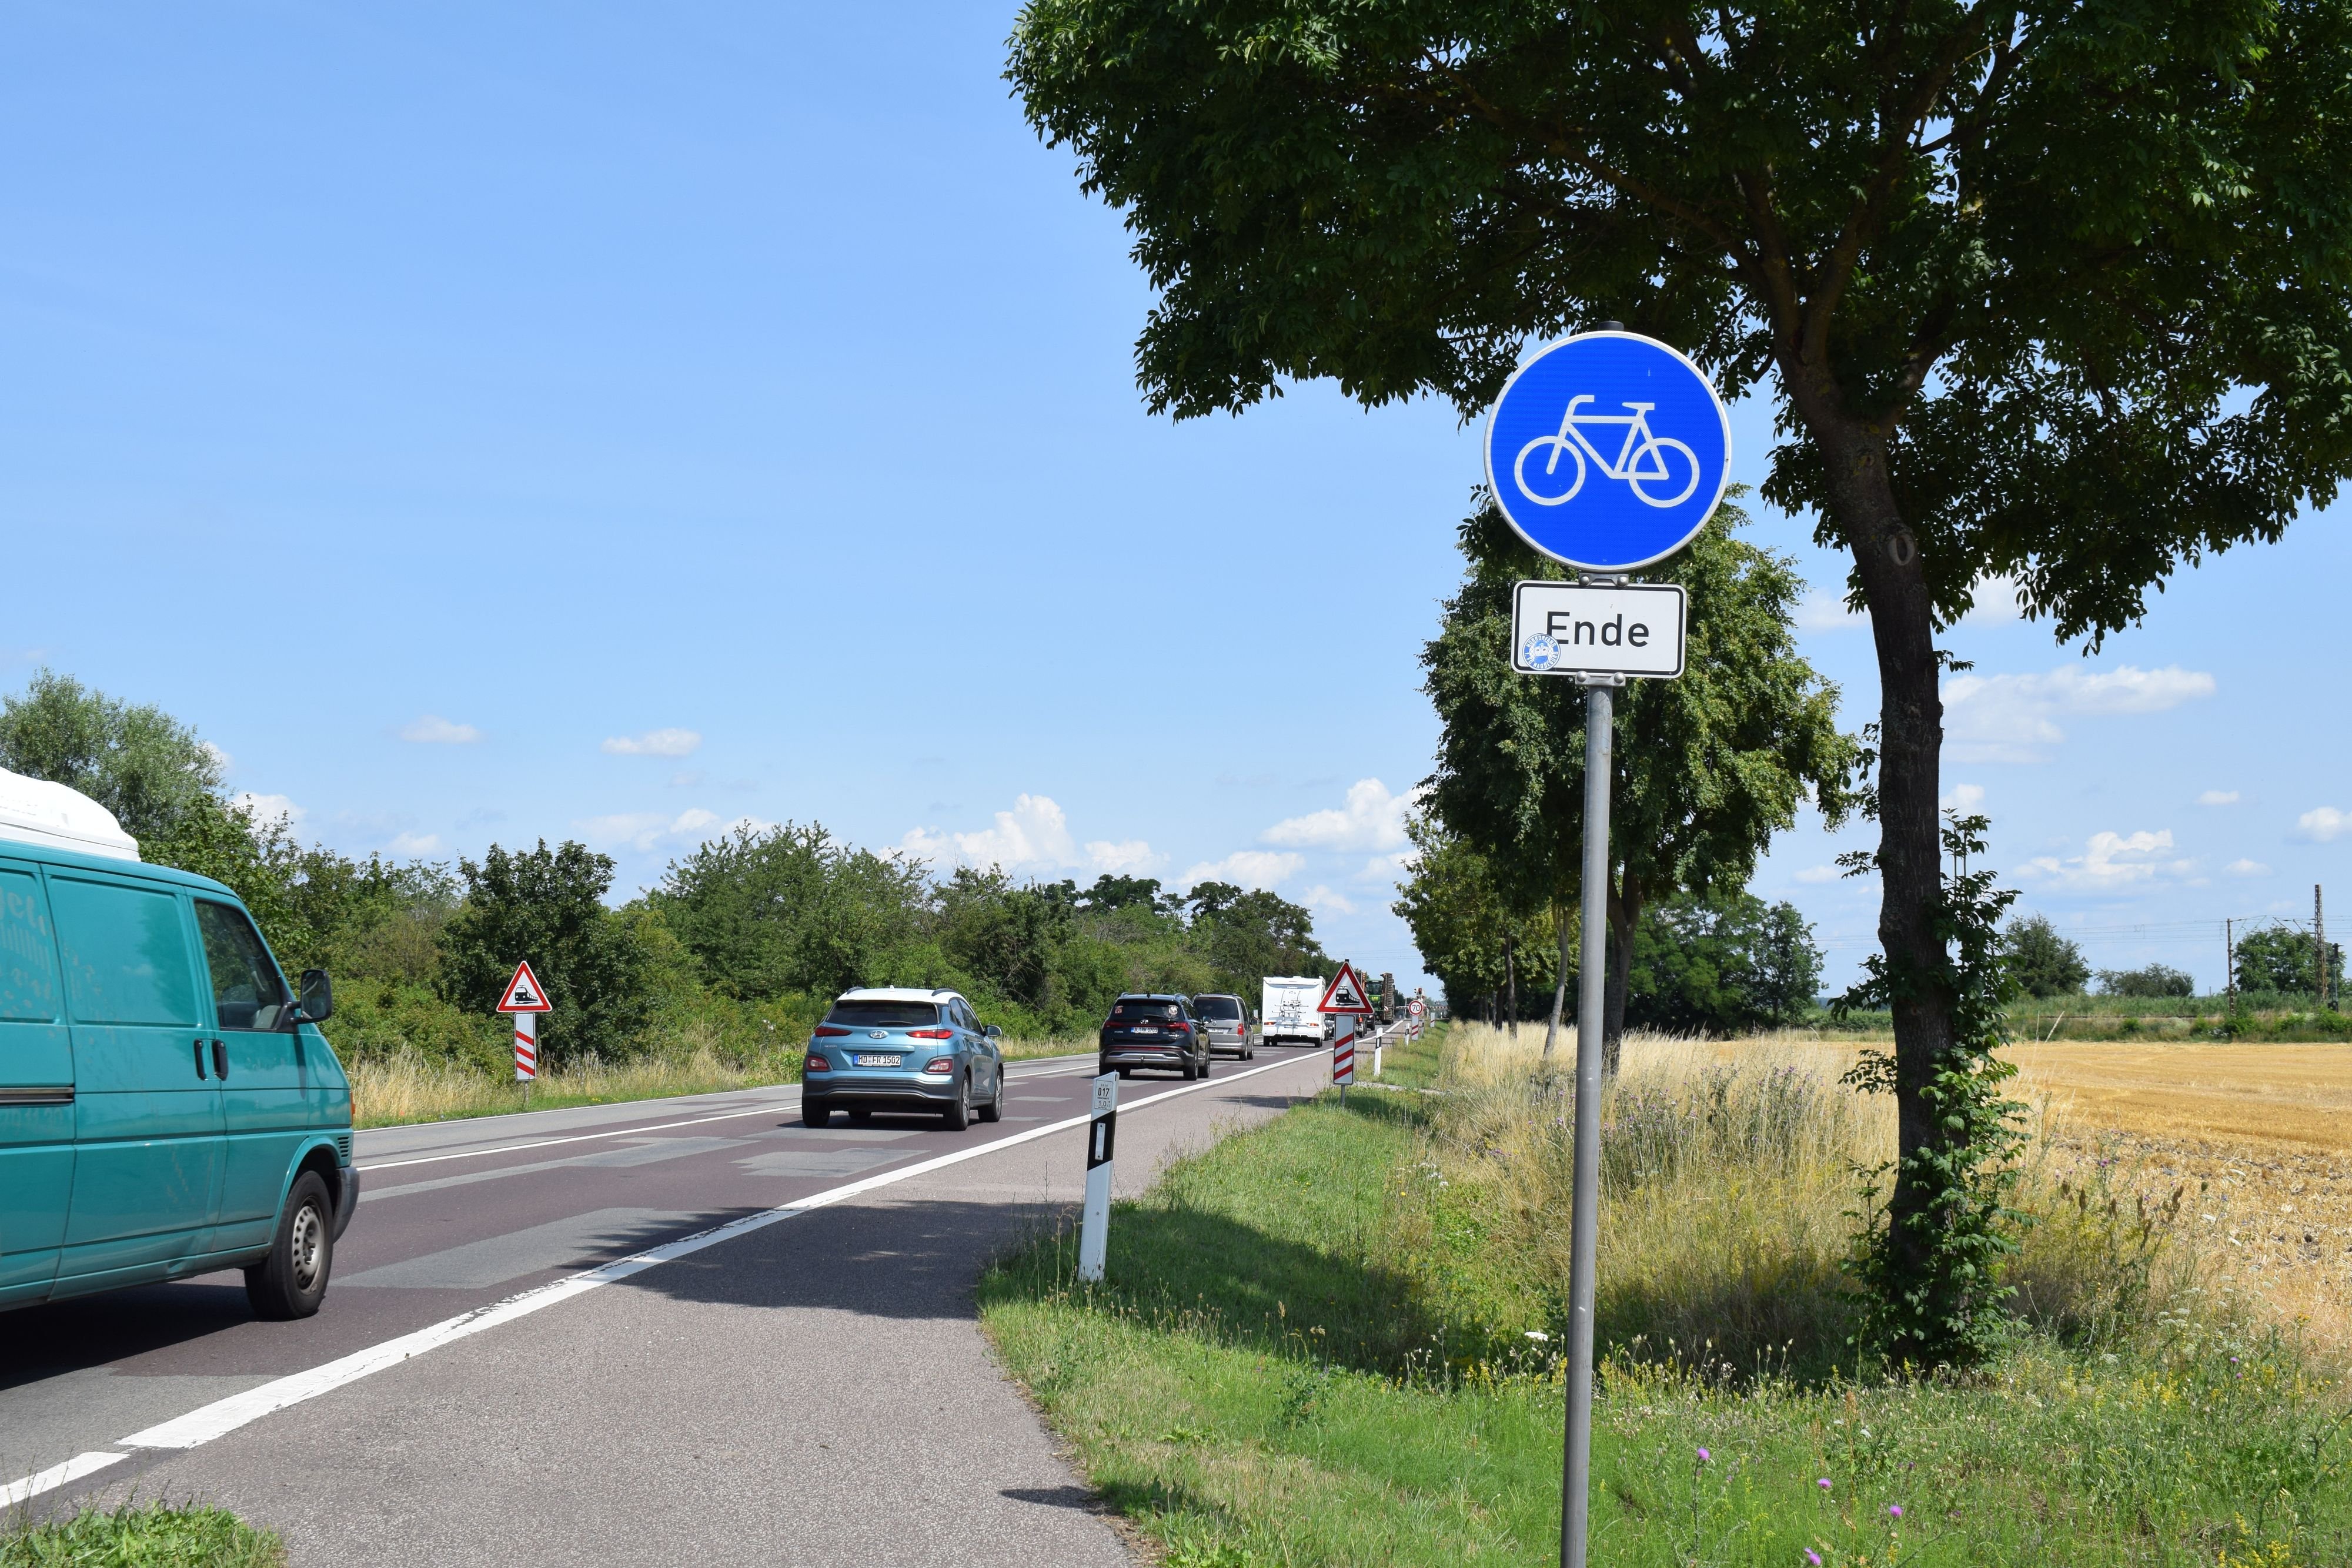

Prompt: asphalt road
[{"left": 2, "top": 1035, "right": 1382, "bottom": 1564}]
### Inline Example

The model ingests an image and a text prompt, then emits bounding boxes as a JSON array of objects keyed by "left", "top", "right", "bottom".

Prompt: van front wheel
[{"left": 246, "top": 1171, "right": 334, "bottom": 1320}]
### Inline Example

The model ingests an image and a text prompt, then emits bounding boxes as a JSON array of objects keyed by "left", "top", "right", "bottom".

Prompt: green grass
[
  {"left": 0, "top": 1505, "right": 282, "bottom": 1566},
  {"left": 979, "top": 1033, "right": 2352, "bottom": 1566}
]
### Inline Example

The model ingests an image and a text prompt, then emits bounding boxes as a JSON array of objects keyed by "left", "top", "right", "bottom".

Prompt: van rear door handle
[
  {"left": 195, "top": 1040, "right": 208, "bottom": 1080},
  {"left": 212, "top": 1040, "right": 229, "bottom": 1081}
]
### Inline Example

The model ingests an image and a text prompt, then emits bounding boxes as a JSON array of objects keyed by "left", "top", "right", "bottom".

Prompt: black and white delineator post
[
  {"left": 1077, "top": 1071, "right": 1118, "bottom": 1283},
  {"left": 1481, "top": 323, "right": 1723, "bottom": 1568}
]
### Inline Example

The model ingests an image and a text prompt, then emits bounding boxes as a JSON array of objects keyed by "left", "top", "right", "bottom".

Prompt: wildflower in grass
[
  {"left": 1525, "top": 1330, "right": 1549, "bottom": 1342},
  {"left": 1889, "top": 1504, "right": 1903, "bottom": 1519},
  {"left": 1697, "top": 1447, "right": 1710, "bottom": 1463},
  {"left": 1818, "top": 1478, "right": 1832, "bottom": 1491},
  {"left": 1806, "top": 1553, "right": 1822, "bottom": 1566}
]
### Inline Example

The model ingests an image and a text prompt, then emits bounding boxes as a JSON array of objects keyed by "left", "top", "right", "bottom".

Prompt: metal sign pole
[{"left": 1562, "top": 677, "right": 1613, "bottom": 1568}]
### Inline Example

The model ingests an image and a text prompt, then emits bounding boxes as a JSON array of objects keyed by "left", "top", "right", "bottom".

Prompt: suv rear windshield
[
  {"left": 827, "top": 1000, "right": 942, "bottom": 1029},
  {"left": 1192, "top": 997, "right": 1242, "bottom": 1020},
  {"left": 1111, "top": 999, "right": 1181, "bottom": 1021}
]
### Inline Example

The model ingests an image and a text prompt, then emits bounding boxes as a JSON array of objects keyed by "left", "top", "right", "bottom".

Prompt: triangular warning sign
[
  {"left": 1316, "top": 961, "right": 1372, "bottom": 1015},
  {"left": 496, "top": 959, "right": 553, "bottom": 1014}
]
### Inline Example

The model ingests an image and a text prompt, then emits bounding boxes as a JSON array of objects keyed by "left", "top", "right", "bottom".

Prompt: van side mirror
[{"left": 297, "top": 969, "right": 334, "bottom": 1024}]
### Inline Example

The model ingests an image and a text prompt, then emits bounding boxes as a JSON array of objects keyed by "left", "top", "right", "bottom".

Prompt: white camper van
[{"left": 1259, "top": 975, "right": 1324, "bottom": 1047}]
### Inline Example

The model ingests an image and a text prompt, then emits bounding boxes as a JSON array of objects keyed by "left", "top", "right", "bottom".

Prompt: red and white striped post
[
  {"left": 513, "top": 1011, "right": 538, "bottom": 1084},
  {"left": 1318, "top": 961, "right": 1371, "bottom": 1106}
]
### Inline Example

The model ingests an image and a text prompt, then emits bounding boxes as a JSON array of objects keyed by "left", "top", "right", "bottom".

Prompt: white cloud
[
  {"left": 2297, "top": 806, "right": 2350, "bottom": 843},
  {"left": 1941, "top": 783, "right": 1985, "bottom": 812},
  {"left": 1084, "top": 838, "right": 1161, "bottom": 875},
  {"left": 578, "top": 807, "right": 724, "bottom": 853},
  {"left": 1793, "top": 864, "right": 1842, "bottom": 884},
  {"left": 2197, "top": 790, "right": 2241, "bottom": 807},
  {"left": 230, "top": 792, "right": 303, "bottom": 831},
  {"left": 897, "top": 793, "right": 1160, "bottom": 875},
  {"left": 1942, "top": 664, "right": 2216, "bottom": 763},
  {"left": 2226, "top": 858, "right": 2272, "bottom": 878},
  {"left": 201, "top": 740, "right": 233, "bottom": 774},
  {"left": 2016, "top": 828, "right": 2196, "bottom": 890},
  {"left": 603, "top": 728, "right": 701, "bottom": 758},
  {"left": 386, "top": 831, "right": 443, "bottom": 857},
  {"left": 401, "top": 715, "right": 482, "bottom": 744},
  {"left": 1178, "top": 850, "right": 1305, "bottom": 891},
  {"left": 1795, "top": 589, "right": 1863, "bottom": 630},
  {"left": 1359, "top": 850, "right": 1417, "bottom": 883},
  {"left": 1299, "top": 885, "right": 1357, "bottom": 916},
  {"left": 1955, "top": 574, "right": 2024, "bottom": 626},
  {"left": 1262, "top": 779, "right": 1421, "bottom": 851}
]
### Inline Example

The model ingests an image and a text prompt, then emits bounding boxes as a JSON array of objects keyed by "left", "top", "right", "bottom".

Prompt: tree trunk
[
  {"left": 1539, "top": 901, "right": 1572, "bottom": 1066},
  {"left": 1814, "top": 413, "right": 1955, "bottom": 1293},
  {"left": 1601, "top": 874, "right": 1642, "bottom": 1077},
  {"left": 1505, "top": 932, "right": 1518, "bottom": 1037}
]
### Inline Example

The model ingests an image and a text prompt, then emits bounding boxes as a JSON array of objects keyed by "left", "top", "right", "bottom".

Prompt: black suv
[{"left": 1098, "top": 993, "right": 1212, "bottom": 1080}]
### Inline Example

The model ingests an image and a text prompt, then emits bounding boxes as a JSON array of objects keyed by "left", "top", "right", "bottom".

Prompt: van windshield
[{"left": 826, "top": 1000, "right": 941, "bottom": 1029}]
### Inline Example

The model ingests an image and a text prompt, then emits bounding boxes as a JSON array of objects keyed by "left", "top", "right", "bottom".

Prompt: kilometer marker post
[{"left": 1077, "top": 1072, "right": 1118, "bottom": 1283}]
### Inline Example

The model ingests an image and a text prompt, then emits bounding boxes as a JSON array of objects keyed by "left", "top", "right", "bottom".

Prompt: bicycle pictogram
[{"left": 1512, "top": 396, "right": 1702, "bottom": 510}]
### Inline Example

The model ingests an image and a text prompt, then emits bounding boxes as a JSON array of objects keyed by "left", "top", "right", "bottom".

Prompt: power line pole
[
  {"left": 2226, "top": 917, "right": 2236, "bottom": 1011},
  {"left": 2318, "top": 885, "right": 2330, "bottom": 1009}
]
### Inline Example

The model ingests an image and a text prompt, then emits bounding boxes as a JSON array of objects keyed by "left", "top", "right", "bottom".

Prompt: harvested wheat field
[
  {"left": 1708, "top": 1031, "right": 2352, "bottom": 1352},
  {"left": 2002, "top": 1040, "right": 2352, "bottom": 1352}
]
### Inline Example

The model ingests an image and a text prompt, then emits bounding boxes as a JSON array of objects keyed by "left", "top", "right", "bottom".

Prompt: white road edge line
[
  {"left": 356, "top": 1055, "right": 1101, "bottom": 1174},
  {"left": 107, "top": 1050, "right": 1325, "bottom": 1456},
  {"left": 1, "top": 1451, "right": 128, "bottom": 1509}
]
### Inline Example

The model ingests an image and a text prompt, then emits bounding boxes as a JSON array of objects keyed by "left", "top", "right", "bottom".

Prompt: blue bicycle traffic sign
[{"left": 1484, "top": 330, "right": 1732, "bottom": 571}]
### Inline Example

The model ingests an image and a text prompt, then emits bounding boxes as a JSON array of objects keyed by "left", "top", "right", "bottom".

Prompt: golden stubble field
[{"left": 1733, "top": 1034, "right": 2352, "bottom": 1349}]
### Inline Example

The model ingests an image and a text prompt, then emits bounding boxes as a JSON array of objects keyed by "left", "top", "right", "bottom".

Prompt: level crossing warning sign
[
  {"left": 496, "top": 960, "right": 553, "bottom": 1014},
  {"left": 1316, "top": 961, "right": 1373, "bottom": 1016}
]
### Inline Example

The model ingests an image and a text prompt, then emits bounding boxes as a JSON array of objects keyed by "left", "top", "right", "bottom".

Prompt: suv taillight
[
  {"left": 805, "top": 1053, "right": 831, "bottom": 1072},
  {"left": 813, "top": 1025, "right": 851, "bottom": 1038},
  {"left": 907, "top": 1028, "right": 952, "bottom": 1039}
]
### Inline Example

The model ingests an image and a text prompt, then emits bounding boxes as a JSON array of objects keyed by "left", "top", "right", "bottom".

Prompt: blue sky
[{"left": 3, "top": 4, "right": 2343, "bottom": 998}]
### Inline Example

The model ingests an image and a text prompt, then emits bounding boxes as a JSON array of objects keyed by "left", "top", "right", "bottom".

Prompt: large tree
[
  {"left": 1011, "top": 0, "right": 2352, "bottom": 1344},
  {"left": 1422, "top": 504, "right": 1856, "bottom": 1067},
  {"left": 1391, "top": 811, "right": 1559, "bottom": 1024}
]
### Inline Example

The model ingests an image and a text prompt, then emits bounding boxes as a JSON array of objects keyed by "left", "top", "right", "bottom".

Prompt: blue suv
[{"left": 803, "top": 988, "right": 1004, "bottom": 1130}]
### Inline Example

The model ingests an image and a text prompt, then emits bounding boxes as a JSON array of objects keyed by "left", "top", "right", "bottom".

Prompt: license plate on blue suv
[{"left": 853, "top": 1053, "right": 903, "bottom": 1067}]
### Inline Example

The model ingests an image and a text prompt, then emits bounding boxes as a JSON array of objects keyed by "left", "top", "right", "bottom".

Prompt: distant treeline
[{"left": 0, "top": 670, "right": 1331, "bottom": 1073}]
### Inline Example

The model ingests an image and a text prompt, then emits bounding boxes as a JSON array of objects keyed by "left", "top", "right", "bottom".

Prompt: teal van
[{"left": 0, "top": 773, "right": 355, "bottom": 1320}]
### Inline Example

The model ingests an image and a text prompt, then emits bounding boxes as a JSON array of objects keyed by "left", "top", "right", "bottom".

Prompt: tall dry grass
[{"left": 1415, "top": 1022, "right": 2230, "bottom": 1380}]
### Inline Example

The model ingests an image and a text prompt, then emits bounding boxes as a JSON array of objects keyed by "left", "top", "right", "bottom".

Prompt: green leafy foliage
[
  {"left": 0, "top": 1502, "right": 283, "bottom": 1566},
  {"left": 437, "top": 840, "right": 653, "bottom": 1069},
  {"left": 2096, "top": 963, "right": 2194, "bottom": 999},
  {"left": 0, "top": 667, "right": 223, "bottom": 841},
  {"left": 1419, "top": 500, "right": 1856, "bottom": 1051},
  {"left": 1836, "top": 815, "right": 2028, "bottom": 1370},
  {"left": 2002, "top": 912, "right": 2090, "bottom": 998},
  {"left": 1623, "top": 892, "right": 1823, "bottom": 1035},
  {"left": 1389, "top": 813, "right": 1559, "bottom": 1022},
  {"left": 2234, "top": 921, "right": 2344, "bottom": 997}
]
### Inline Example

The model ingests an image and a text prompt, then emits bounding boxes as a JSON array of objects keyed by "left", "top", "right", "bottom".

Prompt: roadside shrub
[{"left": 2098, "top": 962, "right": 2195, "bottom": 998}]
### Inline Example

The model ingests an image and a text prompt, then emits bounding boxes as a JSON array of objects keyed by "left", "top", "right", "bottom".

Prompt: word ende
[{"left": 1511, "top": 580, "right": 1687, "bottom": 679}]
